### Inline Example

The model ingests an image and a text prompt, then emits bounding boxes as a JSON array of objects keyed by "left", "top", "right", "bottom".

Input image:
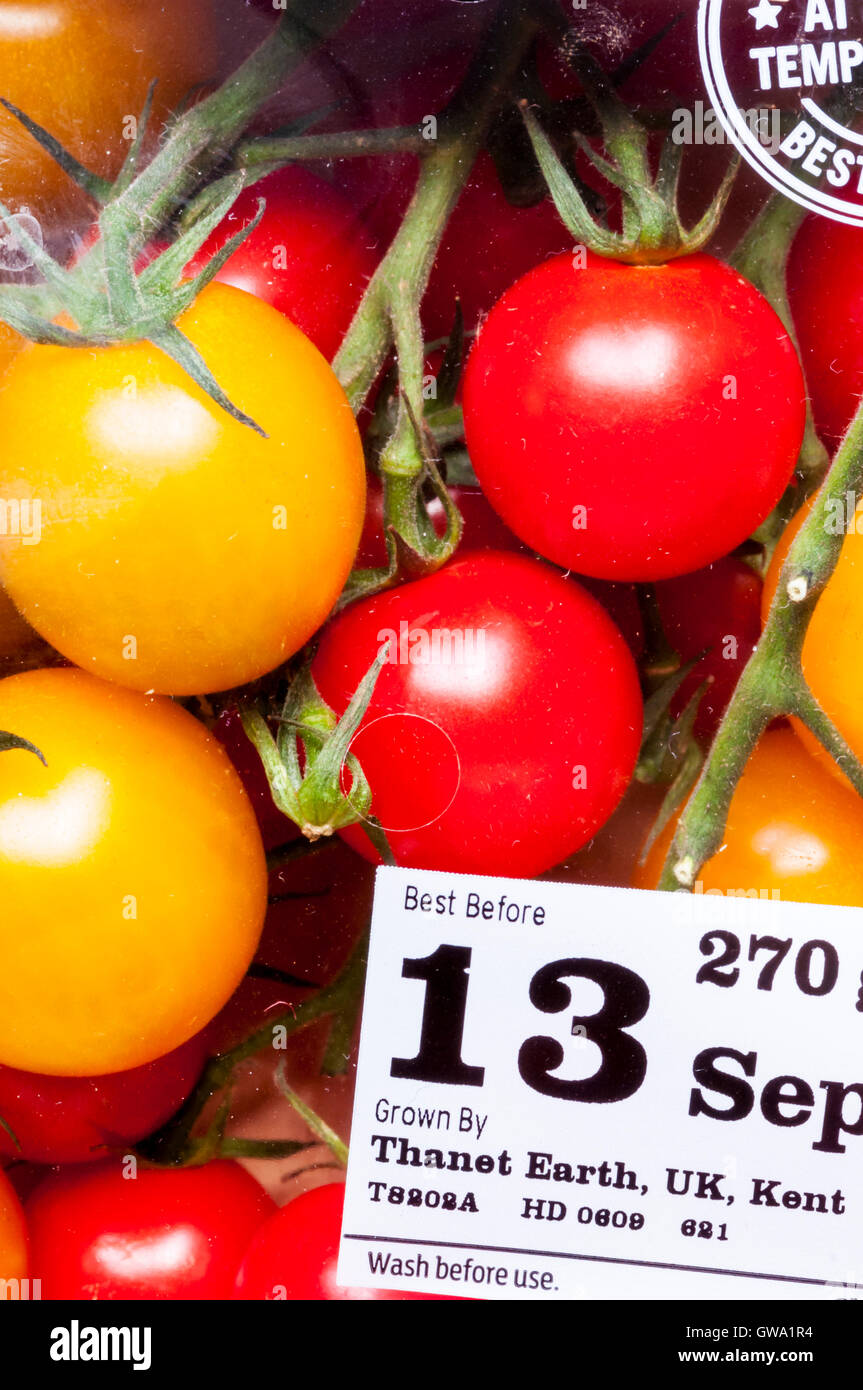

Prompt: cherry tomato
[
  {"left": 27, "top": 1160, "right": 274, "bottom": 1300},
  {"left": 0, "top": 283, "right": 366, "bottom": 695},
  {"left": 235, "top": 1182, "right": 454, "bottom": 1300},
  {"left": 0, "top": 1032, "right": 208, "bottom": 1165},
  {"left": 463, "top": 252, "right": 805, "bottom": 581},
  {"left": 634, "top": 728, "right": 863, "bottom": 908},
  {"left": 655, "top": 557, "right": 763, "bottom": 742},
  {"left": 788, "top": 216, "right": 863, "bottom": 448},
  {"left": 0, "top": 667, "right": 267, "bottom": 1076},
  {"left": 186, "top": 166, "right": 378, "bottom": 360},
  {"left": 0, "top": 1166, "right": 27, "bottom": 1282},
  {"left": 763, "top": 498, "right": 863, "bottom": 780},
  {"left": 0, "top": 0, "right": 217, "bottom": 221},
  {"left": 312, "top": 552, "right": 642, "bottom": 877},
  {"left": 357, "top": 476, "right": 526, "bottom": 569}
]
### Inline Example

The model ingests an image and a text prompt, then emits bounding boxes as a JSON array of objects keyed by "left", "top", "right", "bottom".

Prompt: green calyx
[
  {"left": 523, "top": 52, "right": 738, "bottom": 265},
  {"left": 0, "top": 4, "right": 363, "bottom": 430},
  {"left": 0, "top": 96, "right": 270, "bottom": 432},
  {"left": 241, "top": 654, "right": 394, "bottom": 863}
]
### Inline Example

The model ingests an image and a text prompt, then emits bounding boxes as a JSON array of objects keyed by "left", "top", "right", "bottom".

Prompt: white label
[{"left": 337, "top": 868, "right": 863, "bottom": 1300}]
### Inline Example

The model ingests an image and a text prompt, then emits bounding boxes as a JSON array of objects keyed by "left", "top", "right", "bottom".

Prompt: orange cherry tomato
[
  {"left": 0, "top": 1167, "right": 27, "bottom": 1283},
  {"left": 0, "top": 0, "right": 217, "bottom": 221},
  {"left": 763, "top": 498, "right": 863, "bottom": 780},
  {"left": 0, "top": 667, "right": 267, "bottom": 1075},
  {"left": 0, "top": 284, "right": 366, "bottom": 695},
  {"left": 634, "top": 729, "right": 863, "bottom": 908}
]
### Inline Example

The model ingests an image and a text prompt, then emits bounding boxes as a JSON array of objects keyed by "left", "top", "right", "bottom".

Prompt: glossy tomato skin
[
  {"left": 634, "top": 729, "right": 863, "bottom": 907},
  {"left": 0, "top": 283, "right": 366, "bottom": 695},
  {"left": 655, "top": 557, "right": 762, "bottom": 742},
  {"left": 788, "top": 217, "right": 863, "bottom": 447},
  {"left": 463, "top": 253, "right": 806, "bottom": 581},
  {"left": 0, "top": 667, "right": 267, "bottom": 1076},
  {"left": 312, "top": 552, "right": 643, "bottom": 877},
  {"left": 186, "top": 166, "right": 378, "bottom": 360},
  {"left": 0, "top": 1032, "right": 208, "bottom": 1165},
  {"left": 0, "top": 0, "right": 217, "bottom": 221},
  {"left": 235, "top": 1183, "right": 454, "bottom": 1300},
  {"left": 27, "top": 1161, "right": 275, "bottom": 1300},
  {"left": 763, "top": 499, "right": 863, "bottom": 780},
  {"left": 0, "top": 1167, "right": 28, "bottom": 1282}
]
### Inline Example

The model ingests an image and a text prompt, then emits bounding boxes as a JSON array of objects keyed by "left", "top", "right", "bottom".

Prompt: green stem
[
  {"left": 274, "top": 1062, "right": 349, "bottom": 1166},
  {"left": 334, "top": 0, "right": 544, "bottom": 413},
  {"left": 732, "top": 194, "right": 828, "bottom": 488},
  {"left": 333, "top": 0, "right": 544, "bottom": 594},
  {"left": 237, "top": 125, "right": 424, "bottom": 172},
  {"left": 111, "top": 3, "right": 362, "bottom": 239},
  {"left": 140, "top": 931, "right": 369, "bottom": 1165},
  {"left": 658, "top": 400, "right": 863, "bottom": 890}
]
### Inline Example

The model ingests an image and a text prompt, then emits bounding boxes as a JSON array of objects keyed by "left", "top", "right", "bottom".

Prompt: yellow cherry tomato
[
  {"left": 763, "top": 497, "right": 863, "bottom": 780},
  {"left": 0, "top": 1168, "right": 27, "bottom": 1283},
  {"left": 634, "top": 728, "right": 863, "bottom": 908},
  {"left": 0, "top": 0, "right": 218, "bottom": 221},
  {"left": 0, "top": 667, "right": 267, "bottom": 1075},
  {"left": 0, "top": 284, "right": 366, "bottom": 694}
]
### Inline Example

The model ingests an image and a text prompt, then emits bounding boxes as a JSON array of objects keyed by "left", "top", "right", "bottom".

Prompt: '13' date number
[{"left": 390, "top": 945, "right": 649, "bottom": 1100}]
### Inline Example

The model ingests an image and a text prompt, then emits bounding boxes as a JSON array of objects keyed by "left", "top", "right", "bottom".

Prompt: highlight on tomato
[
  {"left": 0, "top": 283, "right": 366, "bottom": 695},
  {"left": 0, "top": 1031, "right": 208, "bottom": 1165},
  {"left": 0, "top": 1167, "right": 28, "bottom": 1284},
  {"left": 634, "top": 729, "right": 863, "bottom": 909},
  {"left": 26, "top": 1160, "right": 275, "bottom": 1300},
  {"left": 312, "top": 551, "right": 643, "bottom": 878},
  {"left": 0, "top": 667, "right": 268, "bottom": 1076},
  {"left": 462, "top": 252, "right": 806, "bottom": 581}
]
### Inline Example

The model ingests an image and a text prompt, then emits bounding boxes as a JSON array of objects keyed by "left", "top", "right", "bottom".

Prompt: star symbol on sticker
[{"left": 748, "top": 0, "right": 782, "bottom": 28}]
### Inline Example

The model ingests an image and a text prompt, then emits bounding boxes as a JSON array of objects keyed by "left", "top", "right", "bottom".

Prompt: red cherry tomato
[
  {"left": 27, "top": 1161, "right": 275, "bottom": 1300},
  {"left": 186, "top": 166, "right": 378, "bottom": 360},
  {"left": 0, "top": 1032, "right": 208, "bottom": 1166},
  {"left": 463, "top": 252, "right": 805, "bottom": 581},
  {"left": 312, "top": 551, "right": 642, "bottom": 877},
  {"left": 788, "top": 215, "right": 863, "bottom": 448},
  {"left": 0, "top": 1167, "right": 27, "bottom": 1282},
  {"left": 235, "top": 1183, "right": 454, "bottom": 1300},
  {"left": 655, "top": 556, "right": 763, "bottom": 741}
]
